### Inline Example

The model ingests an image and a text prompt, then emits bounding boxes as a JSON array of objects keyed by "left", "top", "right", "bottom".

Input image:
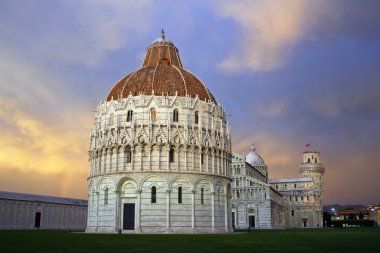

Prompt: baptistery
[{"left": 86, "top": 32, "right": 232, "bottom": 233}]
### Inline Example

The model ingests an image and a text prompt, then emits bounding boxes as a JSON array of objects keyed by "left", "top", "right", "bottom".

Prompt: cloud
[
  {"left": 212, "top": 0, "right": 324, "bottom": 72},
  {"left": 0, "top": 0, "right": 154, "bottom": 67}
]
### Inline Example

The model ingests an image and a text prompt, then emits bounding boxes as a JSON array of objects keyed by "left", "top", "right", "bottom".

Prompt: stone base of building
[{"left": 86, "top": 226, "right": 232, "bottom": 234}]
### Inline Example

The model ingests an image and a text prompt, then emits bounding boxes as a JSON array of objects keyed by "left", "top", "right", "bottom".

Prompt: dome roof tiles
[
  {"left": 245, "top": 145, "right": 266, "bottom": 167},
  {"left": 106, "top": 33, "right": 216, "bottom": 103}
]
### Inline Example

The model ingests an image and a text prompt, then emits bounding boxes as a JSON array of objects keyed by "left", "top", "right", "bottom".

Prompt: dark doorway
[
  {"left": 249, "top": 215, "right": 255, "bottom": 228},
  {"left": 123, "top": 203, "right": 135, "bottom": 230},
  {"left": 303, "top": 219, "right": 308, "bottom": 227},
  {"left": 34, "top": 212, "right": 41, "bottom": 228},
  {"left": 232, "top": 212, "right": 235, "bottom": 228}
]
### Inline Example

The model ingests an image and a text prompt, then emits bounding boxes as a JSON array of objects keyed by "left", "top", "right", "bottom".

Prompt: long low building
[{"left": 0, "top": 191, "right": 87, "bottom": 230}]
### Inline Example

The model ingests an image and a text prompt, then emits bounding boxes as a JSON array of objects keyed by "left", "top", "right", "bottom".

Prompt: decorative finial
[
  {"left": 161, "top": 29, "right": 165, "bottom": 40},
  {"left": 250, "top": 143, "right": 256, "bottom": 152}
]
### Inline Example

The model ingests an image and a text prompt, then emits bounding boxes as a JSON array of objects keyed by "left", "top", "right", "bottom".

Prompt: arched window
[
  {"left": 218, "top": 189, "right": 221, "bottom": 206},
  {"left": 201, "top": 188, "right": 204, "bottom": 204},
  {"left": 201, "top": 152, "right": 204, "bottom": 165},
  {"left": 315, "top": 158, "right": 317, "bottom": 163},
  {"left": 195, "top": 111, "right": 199, "bottom": 124},
  {"left": 296, "top": 196, "right": 298, "bottom": 201},
  {"left": 125, "top": 146, "right": 131, "bottom": 163},
  {"left": 307, "top": 158, "right": 310, "bottom": 163},
  {"left": 150, "top": 108, "right": 156, "bottom": 121},
  {"left": 173, "top": 109, "right": 179, "bottom": 122},
  {"left": 151, "top": 186, "right": 157, "bottom": 203},
  {"left": 178, "top": 187, "right": 182, "bottom": 204},
  {"left": 109, "top": 113, "right": 114, "bottom": 125},
  {"left": 291, "top": 210, "right": 295, "bottom": 216},
  {"left": 169, "top": 148, "right": 175, "bottom": 163},
  {"left": 126, "top": 110, "right": 133, "bottom": 122},
  {"left": 104, "top": 188, "right": 109, "bottom": 205},
  {"left": 236, "top": 191, "right": 239, "bottom": 198},
  {"left": 236, "top": 179, "right": 239, "bottom": 187}
]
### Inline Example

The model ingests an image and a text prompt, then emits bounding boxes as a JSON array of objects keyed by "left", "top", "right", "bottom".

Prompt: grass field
[{"left": 1, "top": 229, "right": 379, "bottom": 253}]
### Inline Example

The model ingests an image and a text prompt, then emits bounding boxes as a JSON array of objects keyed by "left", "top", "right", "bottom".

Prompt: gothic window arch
[
  {"left": 195, "top": 111, "right": 199, "bottom": 124},
  {"left": 125, "top": 146, "right": 131, "bottom": 163},
  {"left": 150, "top": 108, "right": 156, "bottom": 121},
  {"left": 151, "top": 186, "right": 157, "bottom": 203},
  {"left": 173, "top": 109, "right": 179, "bottom": 122},
  {"left": 126, "top": 110, "right": 133, "bottom": 122},
  {"left": 169, "top": 147, "right": 175, "bottom": 163}
]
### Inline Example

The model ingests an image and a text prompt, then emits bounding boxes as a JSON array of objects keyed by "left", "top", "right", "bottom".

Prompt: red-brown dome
[{"left": 107, "top": 34, "right": 216, "bottom": 103}]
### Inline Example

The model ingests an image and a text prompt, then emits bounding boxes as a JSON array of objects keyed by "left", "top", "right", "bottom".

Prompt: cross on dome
[{"left": 161, "top": 29, "right": 165, "bottom": 40}]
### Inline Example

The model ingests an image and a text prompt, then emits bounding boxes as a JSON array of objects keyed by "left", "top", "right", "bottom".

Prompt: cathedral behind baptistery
[
  {"left": 231, "top": 145, "right": 325, "bottom": 229},
  {"left": 86, "top": 32, "right": 232, "bottom": 233}
]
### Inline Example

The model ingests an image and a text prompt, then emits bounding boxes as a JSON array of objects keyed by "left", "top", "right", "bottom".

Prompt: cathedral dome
[
  {"left": 246, "top": 145, "right": 266, "bottom": 167},
  {"left": 107, "top": 32, "right": 216, "bottom": 103}
]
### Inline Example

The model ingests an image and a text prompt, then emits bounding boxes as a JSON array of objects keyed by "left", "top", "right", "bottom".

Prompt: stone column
[
  {"left": 149, "top": 146, "right": 152, "bottom": 171},
  {"left": 131, "top": 147, "right": 135, "bottom": 171},
  {"left": 206, "top": 150, "right": 209, "bottom": 173},
  {"left": 136, "top": 189, "right": 142, "bottom": 232},
  {"left": 192, "top": 147, "right": 195, "bottom": 172},
  {"left": 176, "top": 147, "right": 180, "bottom": 171},
  {"left": 199, "top": 149, "right": 202, "bottom": 172},
  {"left": 115, "top": 148, "right": 119, "bottom": 172},
  {"left": 158, "top": 145, "right": 161, "bottom": 170},
  {"left": 108, "top": 149, "right": 112, "bottom": 172},
  {"left": 224, "top": 192, "right": 228, "bottom": 231},
  {"left": 211, "top": 191, "right": 215, "bottom": 230},
  {"left": 166, "top": 189, "right": 171, "bottom": 229},
  {"left": 216, "top": 153, "right": 219, "bottom": 174},
  {"left": 184, "top": 146, "right": 188, "bottom": 172},
  {"left": 212, "top": 151, "right": 215, "bottom": 174},
  {"left": 114, "top": 190, "right": 120, "bottom": 232},
  {"left": 122, "top": 146, "right": 126, "bottom": 171},
  {"left": 191, "top": 190, "right": 195, "bottom": 228},
  {"left": 140, "top": 146, "right": 143, "bottom": 171},
  {"left": 95, "top": 192, "right": 99, "bottom": 231}
]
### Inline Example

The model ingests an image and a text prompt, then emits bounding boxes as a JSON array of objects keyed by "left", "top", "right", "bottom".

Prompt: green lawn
[{"left": 1, "top": 229, "right": 379, "bottom": 253}]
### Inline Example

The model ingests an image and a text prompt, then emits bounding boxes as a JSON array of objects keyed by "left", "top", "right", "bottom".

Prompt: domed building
[
  {"left": 86, "top": 32, "right": 232, "bottom": 233},
  {"left": 231, "top": 144, "right": 325, "bottom": 229}
]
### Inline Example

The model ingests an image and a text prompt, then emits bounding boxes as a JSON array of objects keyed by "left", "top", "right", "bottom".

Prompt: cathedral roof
[
  {"left": 245, "top": 145, "right": 266, "bottom": 167},
  {"left": 107, "top": 31, "right": 216, "bottom": 103}
]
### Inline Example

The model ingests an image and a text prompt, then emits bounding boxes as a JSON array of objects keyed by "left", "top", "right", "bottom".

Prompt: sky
[{"left": 0, "top": 0, "right": 379, "bottom": 205}]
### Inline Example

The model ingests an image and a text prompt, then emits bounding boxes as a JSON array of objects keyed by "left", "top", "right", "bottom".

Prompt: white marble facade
[
  {"left": 86, "top": 94, "right": 232, "bottom": 233},
  {"left": 231, "top": 146, "right": 325, "bottom": 229}
]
